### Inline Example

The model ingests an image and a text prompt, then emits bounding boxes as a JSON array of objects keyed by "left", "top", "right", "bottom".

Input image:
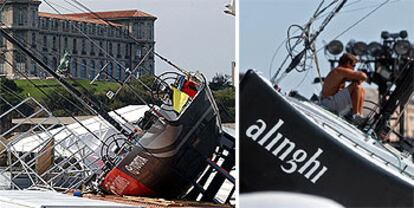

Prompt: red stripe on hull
[{"left": 102, "top": 167, "right": 155, "bottom": 196}]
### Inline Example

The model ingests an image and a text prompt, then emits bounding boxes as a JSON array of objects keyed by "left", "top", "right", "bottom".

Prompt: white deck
[
  {"left": 287, "top": 96, "right": 414, "bottom": 185},
  {"left": 0, "top": 190, "right": 139, "bottom": 208}
]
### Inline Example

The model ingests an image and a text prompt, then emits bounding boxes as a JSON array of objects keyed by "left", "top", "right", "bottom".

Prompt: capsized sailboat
[{"left": 0, "top": 1, "right": 235, "bottom": 203}]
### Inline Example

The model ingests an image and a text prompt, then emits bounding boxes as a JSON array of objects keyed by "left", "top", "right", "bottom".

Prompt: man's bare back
[{"left": 321, "top": 66, "right": 367, "bottom": 98}]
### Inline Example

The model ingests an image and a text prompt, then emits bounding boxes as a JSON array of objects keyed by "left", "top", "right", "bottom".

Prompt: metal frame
[{"left": 0, "top": 96, "right": 126, "bottom": 191}]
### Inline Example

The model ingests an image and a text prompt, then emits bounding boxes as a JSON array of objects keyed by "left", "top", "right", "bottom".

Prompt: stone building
[{"left": 0, "top": 0, "right": 156, "bottom": 80}]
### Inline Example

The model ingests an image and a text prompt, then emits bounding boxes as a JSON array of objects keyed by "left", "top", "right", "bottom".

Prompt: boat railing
[{"left": 321, "top": 122, "right": 414, "bottom": 178}]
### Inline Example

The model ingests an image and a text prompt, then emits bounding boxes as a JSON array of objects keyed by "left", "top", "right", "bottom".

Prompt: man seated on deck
[{"left": 320, "top": 53, "right": 367, "bottom": 124}]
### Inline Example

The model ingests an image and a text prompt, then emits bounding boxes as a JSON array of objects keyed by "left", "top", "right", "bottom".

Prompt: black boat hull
[
  {"left": 103, "top": 88, "right": 220, "bottom": 198},
  {"left": 240, "top": 70, "right": 414, "bottom": 207}
]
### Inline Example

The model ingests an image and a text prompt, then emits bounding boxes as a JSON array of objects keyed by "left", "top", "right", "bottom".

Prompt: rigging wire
[
  {"left": 270, "top": 0, "right": 394, "bottom": 96},
  {"left": 292, "top": 66, "right": 311, "bottom": 91},
  {"left": 270, "top": 0, "right": 347, "bottom": 85},
  {"left": 316, "top": 0, "right": 392, "bottom": 53},
  {"left": 268, "top": 0, "right": 379, "bottom": 78}
]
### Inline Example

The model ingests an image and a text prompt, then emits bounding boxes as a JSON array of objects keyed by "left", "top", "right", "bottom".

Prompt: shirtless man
[{"left": 320, "top": 53, "right": 367, "bottom": 122}]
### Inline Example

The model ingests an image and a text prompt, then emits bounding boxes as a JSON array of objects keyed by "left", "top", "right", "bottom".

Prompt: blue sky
[
  {"left": 240, "top": 0, "right": 414, "bottom": 97},
  {"left": 40, "top": 0, "right": 235, "bottom": 80}
]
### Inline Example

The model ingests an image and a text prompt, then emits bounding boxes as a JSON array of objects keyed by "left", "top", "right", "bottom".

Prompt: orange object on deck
[{"left": 102, "top": 167, "right": 155, "bottom": 196}]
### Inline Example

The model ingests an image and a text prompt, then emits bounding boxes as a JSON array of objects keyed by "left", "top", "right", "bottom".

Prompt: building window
[
  {"left": 16, "top": 52, "right": 26, "bottom": 72},
  {"left": 43, "top": 35, "right": 47, "bottom": 51},
  {"left": 125, "top": 44, "right": 130, "bottom": 59},
  {"left": 30, "top": 61, "right": 37, "bottom": 76},
  {"left": 16, "top": 32, "right": 25, "bottom": 42},
  {"left": 53, "top": 20, "right": 59, "bottom": 31},
  {"left": 90, "top": 60, "right": 96, "bottom": 79},
  {"left": 123, "top": 28, "right": 128, "bottom": 37},
  {"left": 64, "top": 37, "right": 68, "bottom": 50},
  {"left": 133, "top": 23, "right": 138, "bottom": 34},
  {"left": 90, "top": 41, "right": 95, "bottom": 56},
  {"left": 0, "top": 34, "right": 5, "bottom": 48},
  {"left": 73, "top": 38, "right": 77, "bottom": 54},
  {"left": 99, "top": 61, "right": 104, "bottom": 80},
  {"left": 43, "top": 56, "right": 48, "bottom": 67},
  {"left": 91, "top": 25, "right": 96, "bottom": 35},
  {"left": 98, "top": 41, "right": 104, "bottom": 55},
  {"left": 31, "top": 32, "right": 36, "bottom": 48},
  {"left": 52, "top": 36, "right": 57, "bottom": 51},
  {"left": 116, "top": 64, "right": 122, "bottom": 80},
  {"left": 72, "top": 58, "right": 78, "bottom": 77},
  {"left": 17, "top": 9, "right": 24, "bottom": 26},
  {"left": 71, "top": 22, "right": 78, "bottom": 33},
  {"left": 63, "top": 21, "right": 69, "bottom": 31},
  {"left": 97, "top": 26, "right": 103, "bottom": 35},
  {"left": 108, "top": 62, "right": 113, "bottom": 80},
  {"left": 136, "top": 47, "right": 142, "bottom": 58},
  {"left": 80, "top": 59, "right": 87, "bottom": 78},
  {"left": 0, "top": 54, "right": 4, "bottom": 75},
  {"left": 149, "top": 24, "right": 153, "bottom": 40},
  {"left": 137, "top": 22, "right": 144, "bottom": 39},
  {"left": 109, "top": 42, "right": 113, "bottom": 55},
  {"left": 81, "top": 39, "right": 86, "bottom": 54},
  {"left": 116, "top": 28, "right": 122, "bottom": 37},
  {"left": 52, "top": 57, "right": 57, "bottom": 70},
  {"left": 71, "top": 22, "right": 75, "bottom": 32},
  {"left": 45, "top": 18, "right": 50, "bottom": 29},
  {"left": 117, "top": 43, "right": 121, "bottom": 58},
  {"left": 16, "top": 57, "right": 26, "bottom": 72}
]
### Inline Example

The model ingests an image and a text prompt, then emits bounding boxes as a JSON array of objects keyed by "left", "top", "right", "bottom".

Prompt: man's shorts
[{"left": 320, "top": 89, "right": 352, "bottom": 115}]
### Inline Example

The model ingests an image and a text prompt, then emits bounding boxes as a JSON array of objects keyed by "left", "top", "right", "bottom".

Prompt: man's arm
[{"left": 338, "top": 68, "right": 367, "bottom": 82}]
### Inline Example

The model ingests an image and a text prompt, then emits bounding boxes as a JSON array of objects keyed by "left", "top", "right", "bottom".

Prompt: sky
[
  {"left": 39, "top": 0, "right": 235, "bottom": 80},
  {"left": 240, "top": 0, "right": 414, "bottom": 97}
]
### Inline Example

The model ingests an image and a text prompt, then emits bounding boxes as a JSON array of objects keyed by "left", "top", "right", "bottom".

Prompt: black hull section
[{"left": 240, "top": 70, "right": 414, "bottom": 207}]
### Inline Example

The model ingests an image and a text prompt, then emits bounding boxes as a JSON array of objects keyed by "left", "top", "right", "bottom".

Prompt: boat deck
[
  {"left": 82, "top": 194, "right": 233, "bottom": 208},
  {"left": 287, "top": 95, "right": 414, "bottom": 181}
]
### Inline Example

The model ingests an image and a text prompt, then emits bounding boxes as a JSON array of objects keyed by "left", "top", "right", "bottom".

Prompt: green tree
[
  {"left": 209, "top": 73, "right": 232, "bottom": 91},
  {"left": 208, "top": 73, "right": 235, "bottom": 123},
  {"left": 212, "top": 86, "right": 235, "bottom": 123}
]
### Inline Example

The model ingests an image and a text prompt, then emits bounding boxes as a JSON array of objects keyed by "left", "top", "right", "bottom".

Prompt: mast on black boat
[{"left": 270, "top": 0, "right": 348, "bottom": 86}]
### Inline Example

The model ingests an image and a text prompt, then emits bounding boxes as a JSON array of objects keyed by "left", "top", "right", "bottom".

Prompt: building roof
[
  {"left": 64, "top": 10, "right": 157, "bottom": 20},
  {"left": 38, "top": 12, "right": 123, "bottom": 26}
]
